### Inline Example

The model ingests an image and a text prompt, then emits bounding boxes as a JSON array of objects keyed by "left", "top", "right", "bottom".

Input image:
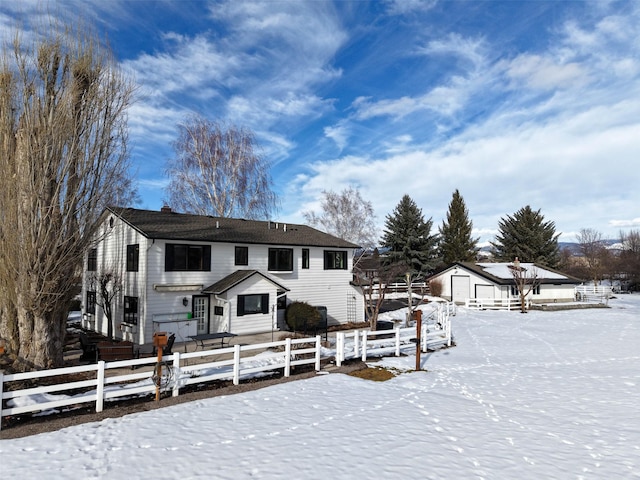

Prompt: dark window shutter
[
  {"left": 261, "top": 294, "right": 269, "bottom": 314},
  {"left": 165, "top": 244, "right": 174, "bottom": 271},
  {"left": 203, "top": 245, "right": 211, "bottom": 271},
  {"left": 238, "top": 296, "right": 245, "bottom": 316}
]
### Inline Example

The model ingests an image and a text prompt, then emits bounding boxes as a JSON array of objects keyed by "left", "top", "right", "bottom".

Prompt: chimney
[{"left": 161, "top": 205, "right": 172, "bottom": 213}]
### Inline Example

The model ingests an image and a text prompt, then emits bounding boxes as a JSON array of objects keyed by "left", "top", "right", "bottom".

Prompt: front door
[{"left": 193, "top": 295, "right": 209, "bottom": 335}]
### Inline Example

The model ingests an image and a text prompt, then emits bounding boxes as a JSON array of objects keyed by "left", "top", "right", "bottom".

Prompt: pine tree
[
  {"left": 438, "top": 189, "right": 479, "bottom": 264},
  {"left": 491, "top": 206, "right": 560, "bottom": 267},
  {"left": 380, "top": 195, "right": 439, "bottom": 276}
]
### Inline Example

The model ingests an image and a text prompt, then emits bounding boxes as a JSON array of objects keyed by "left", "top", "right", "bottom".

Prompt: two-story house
[{"left": 81, "top": 206, "right": 364, "bottom": 345}]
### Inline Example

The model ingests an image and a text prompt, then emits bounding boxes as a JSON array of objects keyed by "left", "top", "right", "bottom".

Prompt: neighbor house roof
[
  {"left": 441, "top": 262, "right": 580, "bottom": 286},
  {"left": 106, "top": 207, "right": 359, "bottom": 248},
  {"left": 202, "top": 270, "right": 290, "bottom": 295}
]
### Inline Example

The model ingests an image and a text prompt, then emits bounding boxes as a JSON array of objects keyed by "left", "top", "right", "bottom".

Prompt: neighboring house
[
  {"left": 428, "top": 262, "right": 581, "bottom": 305},
  {"left": 81, "top": 207, "right": 364, "bottom": 345}
]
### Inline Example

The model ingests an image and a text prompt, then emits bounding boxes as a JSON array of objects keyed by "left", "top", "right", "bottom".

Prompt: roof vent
[{"left": 161, "top": 205, "right": 172, "bottom": 213}]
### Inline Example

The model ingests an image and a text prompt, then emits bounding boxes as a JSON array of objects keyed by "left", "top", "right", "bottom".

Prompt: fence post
[
  {"left": 96, "top": 361, "right": 105, "bottom": 413},
  {"left": 335, "top": 332, "right": 343, "bottom": 366},
  {"left": 284, "top": 337, "right": 291, "bottom": 377},
  {"left": 353, "top": 329, "right": 360, "bottom": 359},
  {"left": 315, "top": 335, "right": 321, "bottom": 371},
  {"left": 172, "top": 352, "right": 181, "bottom": 398},
  {"left": 361, "top": 330, "right": 368, "bottom": 362},
  {"left": 0, "top": 371, "right": 4, "bottom": 431},
  {"left": 233, "top": 344, "right": 241, "bottom": 385},
  {"left": 395, "top": 327, "right": 401, "bottom": 356}
]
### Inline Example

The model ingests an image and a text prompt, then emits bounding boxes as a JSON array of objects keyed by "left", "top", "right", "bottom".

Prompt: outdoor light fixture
[{"left": 182, "top": 297, "right": 188, "bottom": 307}]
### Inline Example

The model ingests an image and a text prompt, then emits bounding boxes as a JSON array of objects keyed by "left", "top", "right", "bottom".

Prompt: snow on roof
[{"left": 476, "top": 262, "right": 568, "bottom": 280}]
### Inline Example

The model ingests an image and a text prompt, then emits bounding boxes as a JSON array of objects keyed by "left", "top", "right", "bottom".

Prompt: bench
[{"left": 97, "top": 341, "right": 135, "bottom": 361}]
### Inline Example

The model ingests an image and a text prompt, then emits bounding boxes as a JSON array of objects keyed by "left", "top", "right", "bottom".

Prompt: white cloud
[
  {"left": 609, "top": 218, "right": 640, "bottom": 228},
  {"left": 324, "top": 122, "right": 350, "bottom": 151},
  {"left": 505, "top": 54, "right": 587, "bottom": 91}
]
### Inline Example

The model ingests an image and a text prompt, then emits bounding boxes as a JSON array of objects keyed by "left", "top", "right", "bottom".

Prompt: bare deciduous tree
[
  {"left": 354, "top": 260, "right": 406, "bottom": 330},
  {"left": 0, "top": 21, "right": 136, "bottom": 368},
  {"left": 89, "top": 267, "right": 123, "bottom": 341},
  {"left": 509, "top": 258, "right": 540, "bottom": 313},
  {"left": 303, "top": 186, "right": 377, "bottom": 251},
  {"left": 165, "top": 114, "right": 278, "bottom": 220},
  {"left": 576, "top": 228, "right": 607, "bottom": 285}
]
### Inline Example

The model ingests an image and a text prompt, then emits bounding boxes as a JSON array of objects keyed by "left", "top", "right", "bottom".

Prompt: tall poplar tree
[
  {"left": 438, "top": 189, "right": 479, "bottom": 264},
  {"left": 380, "top": 195, "right": 439, "bottom": 276},
  {"left": 491, "top": 206, "right": 560, "bottom": 267},
  {"left": 0, "top": 20, "right": 136, "bottom": 368}
]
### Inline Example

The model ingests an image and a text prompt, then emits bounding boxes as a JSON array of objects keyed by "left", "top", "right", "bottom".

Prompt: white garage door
[
  {"left": 451, "top": 275, "right": 470, "bottom": 304},
  {"left": 476, "top": 284, "right": 494, "bottom": 299}
]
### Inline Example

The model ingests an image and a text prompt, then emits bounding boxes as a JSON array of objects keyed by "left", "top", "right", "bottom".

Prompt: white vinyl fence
[
  {"left": 0, "top": 336, "right": 321, "bottom": 431},
  {"left": 335, "top": 302, "right": 454, "bottom": 366},
  {"left": 465, "top": 297, "right": 528, "bottom": 311},
  {"left": 575, "top": 285, "right": 613, "bottom": 304}
]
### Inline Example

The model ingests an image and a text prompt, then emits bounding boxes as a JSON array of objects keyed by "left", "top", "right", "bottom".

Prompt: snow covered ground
[{"left": 2, "top": 295, "right": 639, "bottom": 479}]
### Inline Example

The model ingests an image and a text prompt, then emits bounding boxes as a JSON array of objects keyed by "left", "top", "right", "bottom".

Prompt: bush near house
[{"left": 286, "top": 301, "right": 322, "bottom": 333}]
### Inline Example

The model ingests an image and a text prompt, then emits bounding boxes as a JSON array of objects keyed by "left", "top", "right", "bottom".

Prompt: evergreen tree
[
  {"left": 380, "top": 195, "right": 439, "bottom": 276},
  {"left": 491, "top": 206, "right": 560, "bottom": 267},
  {"left": 438, "top": 189, "right": 479, "bottom": 264}
]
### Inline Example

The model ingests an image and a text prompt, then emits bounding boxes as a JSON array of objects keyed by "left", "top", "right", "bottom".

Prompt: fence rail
[
  {"left": 1, "top": 302, "right": 456, "bottom": 431},
  {"left": 465, "top": 298, "right": 527, "bottom": 311},
  {"left": 335, "top": 302, "right": 453, "bottom": 365},
  {"left": 0, "top": 336, "right": 322, "bottom": 431},
  {"left": 575, "top": 285, "right": 612, "bottom": 304}
]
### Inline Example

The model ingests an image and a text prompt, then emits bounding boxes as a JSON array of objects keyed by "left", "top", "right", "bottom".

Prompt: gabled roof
[
  {"left": 202, "top": 270, "right": 290, "bottom": 295},
  {"left": 106, "top": 207, "right": 359, "bottom": 248},
  {"left": 438, "top": 262, "right": 580, "bottom": 286}
]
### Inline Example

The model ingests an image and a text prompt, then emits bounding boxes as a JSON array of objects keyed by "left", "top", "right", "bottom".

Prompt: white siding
[{"left": 84, "top": 215, "right": 365, "bottom": 344}]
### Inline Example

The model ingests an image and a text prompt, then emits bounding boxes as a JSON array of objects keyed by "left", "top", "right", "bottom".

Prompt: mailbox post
[{"left": 153, "top": 332, "right": 168, "bottom": 401}]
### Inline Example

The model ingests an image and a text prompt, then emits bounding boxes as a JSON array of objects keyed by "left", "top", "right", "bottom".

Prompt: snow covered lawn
[{"left": 2, "top": 295, "right": 639, "bottom": 479}]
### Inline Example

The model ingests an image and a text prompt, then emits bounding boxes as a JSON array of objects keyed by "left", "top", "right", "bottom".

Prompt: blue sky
[{"left": 2, "top": 1, "right": 639, "bottom": 243}]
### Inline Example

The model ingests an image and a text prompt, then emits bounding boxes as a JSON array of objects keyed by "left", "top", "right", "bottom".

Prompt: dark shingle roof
[
  {"left": 107, "top": 207, "right": 359, "bottom": 248},
  {"left": 202, "top": 270, "right": 290, "bottom": 295}
]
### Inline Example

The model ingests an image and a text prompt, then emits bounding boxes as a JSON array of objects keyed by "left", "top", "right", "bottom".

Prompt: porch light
[{"left": 182, "top": 297, "right": 189, "bottom": 307}]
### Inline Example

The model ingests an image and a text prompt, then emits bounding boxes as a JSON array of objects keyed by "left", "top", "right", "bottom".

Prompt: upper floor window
[
  {"left": 235, "top": 246, "right": 249, "bottom": 266},
  {"left": 165, "top": 244, "right": 211, "bottom": 271},
  {"left": 302, "top": 248, "right": 310, "bottom": 269},
  {"left": 268, "top": 248, "right": 293, "bottom": 272},
  {"left": 127, "top": 244, "right": 139, "bottom": 272},
  {"left": 324, "top": 250, "right": 347, "bottom": 270},
  {"left": 87, "top": 248, "right": 98, "bottom": 271},
  {"left": 123, "top": 296, "right": 138, "bottom": 325}
]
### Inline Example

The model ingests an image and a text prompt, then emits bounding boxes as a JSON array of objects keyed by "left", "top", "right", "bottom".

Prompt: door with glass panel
[{"left": 192, "top": 295, "right": 209, "bottom": 334}]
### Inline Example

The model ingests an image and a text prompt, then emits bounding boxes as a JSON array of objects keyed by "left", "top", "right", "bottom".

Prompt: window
[
  {"left": 123, "top": 296, "right": 138, "bottom": 325},
  {"left": 302, "top": 248, "right": 309, "bottom": 269},
  {"left": 235, "top": 246, "right": 249, "bottom": 266},
  {"left": 238, "top": 294, "right": 269, "bottom": 316},
  {"left": 165, "top": 244, "right": 211, "bottom": 271},
  {"left": 86, "top": 291, "right": 96, "bottom": 315},
  {"left": 268, "top": 248, "right": 293, "bottom": 271},
  {"left": 214, "top": 306, "right": 224, "bottom": 316},
  {"left": 127, "top": 244, "right": 139, "bottom": 272},
  {"left": 87, "top": 248, "right": 97, "bottom": 271},
  {"left": 511, "top": 285, "right": 540, "bottom": 295},
  {"left": 324, "top": 250, "right": 347, "bottom": 270}
]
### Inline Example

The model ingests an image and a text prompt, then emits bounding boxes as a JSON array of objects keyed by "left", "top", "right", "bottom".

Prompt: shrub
[
  {"left": 286, "top": 301, "right": 322, "bottom": 332},
  {"left": 429, "top": 278, "right": 443, "bottom": 298}
]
